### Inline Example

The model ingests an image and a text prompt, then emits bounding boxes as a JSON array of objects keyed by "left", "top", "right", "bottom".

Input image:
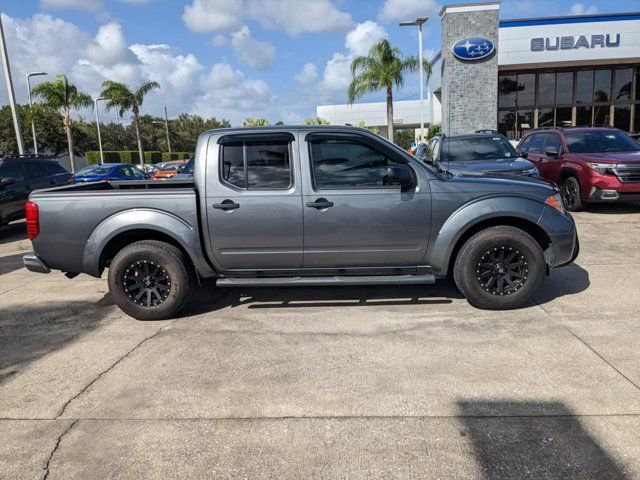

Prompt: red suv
[{"left": 517, "top": 127, "right": 640, "bottom": 211}]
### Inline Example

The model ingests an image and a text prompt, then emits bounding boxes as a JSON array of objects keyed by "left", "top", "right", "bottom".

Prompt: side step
[{"left": 216, "top": 274, "right": 436, "bottom": 287}]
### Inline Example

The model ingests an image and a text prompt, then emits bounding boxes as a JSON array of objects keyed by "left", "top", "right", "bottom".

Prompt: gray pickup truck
[{"left": 22, "top": 126, "right": 578, "bottom": 320}]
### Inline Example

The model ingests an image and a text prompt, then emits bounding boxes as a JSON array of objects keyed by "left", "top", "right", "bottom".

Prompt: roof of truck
[{"left": 202, "top": 125, "right": 369, "bottom": 135}]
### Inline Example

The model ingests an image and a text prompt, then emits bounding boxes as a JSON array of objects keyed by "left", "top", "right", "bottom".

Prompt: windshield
[
  {"left": 160, "top": 164, "right": 181, "bottom": 172},
  {"left": 77, "top": 165, "right": 113, "bottom": 175},
  {"left": 565, "top": 130, "right": 640, "bottom": 153},
  {"left": 440, "top": 136, "right": 517, "bottom": 162},
  {"left": 182, "top": 157, "right": 195, "bottom": 174}
]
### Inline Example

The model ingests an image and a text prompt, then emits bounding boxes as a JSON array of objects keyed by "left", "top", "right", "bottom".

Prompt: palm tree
[
  {"left": 242, "top": 117, "right": 270, "bottom": 126},
  {"left": 303, "top": 116, "right": 330, "bottom": 125},
  {"left": 31, "top": 75, "right": 93, "bottom": 172},
  {"left": 99, "top": 80, "right": 160, "bottom": 165},
  {"left": 348, "top": 39, "right": 430, "bottom": 143}
]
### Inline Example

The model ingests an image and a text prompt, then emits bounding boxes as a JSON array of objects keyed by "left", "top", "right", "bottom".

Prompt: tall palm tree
[
  {"left": 31, "top": 75, "right": 93, "bottom": 172},
  {"left": 348, "top": 39, "right": 430, "bottom": 143},
  {"left": 303, "top": 116, "right": 330, "bottom": 125},
  {"left": 99, "top": 80, "right": 160, "bottom": 165},
  {"left": 242, "top": 117, "right": 270, "bottom": 126}
]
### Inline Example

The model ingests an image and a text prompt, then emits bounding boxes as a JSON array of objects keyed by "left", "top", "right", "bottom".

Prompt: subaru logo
[{"left": 452, "top": 37, "right": 495, "bottom": 61}]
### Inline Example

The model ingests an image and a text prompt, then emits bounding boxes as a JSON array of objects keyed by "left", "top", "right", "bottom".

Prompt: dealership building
[{"left": 317, "top": 2, "right": 640, "bottom": 139}]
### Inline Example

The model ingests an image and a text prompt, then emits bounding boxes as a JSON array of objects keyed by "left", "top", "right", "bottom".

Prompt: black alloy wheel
[
  {"left": 123, "top": 260, "right": 171, "bottom": 307},
  {"left": 561, "top": 177, "right": 583, "bottom": 211},
  {"left": 476, "top": 246, "right": 528, "bottom": 296}
]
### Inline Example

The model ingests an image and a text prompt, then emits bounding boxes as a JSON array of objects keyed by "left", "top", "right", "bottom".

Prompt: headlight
[
  {"left": 586, "top": 162, "right": 616, "bottom": 174},
  {"left": 545, "top": 193, "right": 565, "bottom": 215}
]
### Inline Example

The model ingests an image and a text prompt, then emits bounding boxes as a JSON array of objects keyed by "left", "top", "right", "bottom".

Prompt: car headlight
[
  {"left": 545, "top": 193, "right": 565, "bottom": 215},
  {"left": 586, "top": 162, "right": 616, "bottom": 174}
]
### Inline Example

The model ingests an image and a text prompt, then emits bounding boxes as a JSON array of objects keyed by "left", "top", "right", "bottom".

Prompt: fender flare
[
  {"left": 82, "top": 208, "right": 216, "bottom": 277},
  {"left": 427, "top": 194, "right": 547, "bottom": 277}
]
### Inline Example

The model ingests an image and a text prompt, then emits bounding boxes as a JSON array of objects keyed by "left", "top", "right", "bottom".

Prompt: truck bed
[{"left": 46, "top": 179, "right": 194, "bottom": 193}]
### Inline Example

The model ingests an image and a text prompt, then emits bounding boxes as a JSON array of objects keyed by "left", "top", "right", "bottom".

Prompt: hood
[
  {"left": 440, "top": 157, "right": 538, "bottom": 176},
  {"left": 570, "top": 151, "right": 640, "bottom": 164},
  {"left": 74, "top": 173, "right": 110, "bottom": 182}
]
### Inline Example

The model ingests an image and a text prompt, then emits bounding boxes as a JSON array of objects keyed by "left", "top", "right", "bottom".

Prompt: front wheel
[
  {"left": 454, "top": 226, "right": 545, "bottom": 310},
  {"left": 561, "top": 176, "right": 583, "bottom": 211},
  {"left": 108, "top": 240, "right": 193, "bottom": 320}
]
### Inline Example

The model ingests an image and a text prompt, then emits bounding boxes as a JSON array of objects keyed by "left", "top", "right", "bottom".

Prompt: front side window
[
  {"left": 0, "top": 163, "right": 25, "bottom": 181},
  {"left": 544, "top": 134, "right": 562, "bottom": 154},
  {"left": 565, "top": 130, "right": 640, "bottom": 154},
  {"left": 528, "top": 134, "right": 545, "bottom": 153},
  {"left": 22, "top": 161, "right": 48, "bottom": 179},
  {"left": 309, "top": 138, "right": 408, "bottom": 188},
  {"left": 221, "top": 140, "right": 291, "bottom": 190}
]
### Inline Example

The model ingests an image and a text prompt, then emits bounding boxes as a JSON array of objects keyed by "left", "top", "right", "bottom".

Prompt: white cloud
[
  {"left": 211, "top": 34, "right": 228, "bottom": 46},
  {"left": 86, "top": 22, "right": 138, "bottom": 67},
  {"left": 246, "top": 0, "right": 353, "bottom": 36},
  {"left": 321, "top": 52, "right": 352, "bottom": 93},
  {"left": 39, "top": 0, "right": 103, "bottom": 10},
  {"left": 182, "top": 0, "right": 243, "bottom": 34},
  {"left": 378, "top": 0, "right": 440, "bottom": 24},
  {"left": 230, "top": 26, "right": 276, "bottom": 71},
  {"left": 294, "top": 63, "right": 318, "bottom": 85},
  {"left": 345, "top": 20, "right": 387, "bottom": 56},
  {"left": 570, "top": 3, "right": 598, "bottom": 15}
]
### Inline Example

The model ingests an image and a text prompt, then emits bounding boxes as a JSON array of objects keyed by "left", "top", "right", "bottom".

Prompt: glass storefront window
[
  {"left": 517, "top": 74, "right": 535, "bottom": 107},
  {"left": 594, "top": 104, "right": 611, "bottom": 126},
  {"left": 575, "top": 70, "right": 593, "bottom": 104},
  {"left": 538, "top": 108, "right": 554, "bottom": 128},
  {"left": 614, "top": 68, "right": 633, "bottom": 102},
  {"left": 556, "top": 107, "right": 572, "bottom": 126},
  {"left": 518, "top": 110, "right": 534, "bottom": 134},
  {"left": 576, "top": 106, "right": 592, "bottom": 126},
  {"left": 635, "top": 69, "right": 640, "bottom": 102},
  {"left": 498, "top": 75, "right": 517, "bottom": 108},
  {"left": 614, "top": 105, "right": 631, "bottom": 131},
  {"left": 538, "top": 73, "right": 555, "bottom": 106},
  {"left": 498, "top": 110, "right": 516, "bottom": 138},
  {"left": 634, "top": 105, "right": 639, "bottom": 132},
  {"left": 594, "top": 70, "right": 611, "bottom": 103},
  {"left": 556, "top": 72, "right": 573, "bottom": 105}
]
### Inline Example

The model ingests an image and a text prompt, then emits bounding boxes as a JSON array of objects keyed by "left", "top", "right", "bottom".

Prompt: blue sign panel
[{"left": 452, "top": 37, "right": 495, "bottom": 61}]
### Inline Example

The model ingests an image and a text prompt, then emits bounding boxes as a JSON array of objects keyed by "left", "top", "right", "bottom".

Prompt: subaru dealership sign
[
  {"left": 531, "top": 34, "right": 621, "bottom": 51},
  {"left": 452, "top": 37, "right": 495, "bottom": 61}
]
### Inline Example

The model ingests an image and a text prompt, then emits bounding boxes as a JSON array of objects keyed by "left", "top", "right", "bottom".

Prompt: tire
[
  {"left": 561, "top": 176, "right": 583, "bottom": 212},
  {"left": 107, "top": 240, "right": 193, "bottom": 320},
  {"left": 453, "top": 226, "right": 545, "bottom": 310}
]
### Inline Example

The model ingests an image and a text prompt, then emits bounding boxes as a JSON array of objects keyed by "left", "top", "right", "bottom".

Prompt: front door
[
  {"left": 205, "top": 132, "right": 303, "bottom": 271},
  {"left": 301, "top": 133, "right": 431, "bottom": 268}
]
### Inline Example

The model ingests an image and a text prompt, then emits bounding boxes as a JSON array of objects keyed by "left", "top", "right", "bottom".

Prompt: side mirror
[
  {"left": 519, "top": 151, "right": 528, "bottom": 159},
  {"left": 384, "top": 166, "right": 414, "bottom": 191},
  {"left": 0, "top": 177, "right": 17, "bottom": 188},
  {"left": 545, "top": 147, "right": 559, "bottom": 158}
]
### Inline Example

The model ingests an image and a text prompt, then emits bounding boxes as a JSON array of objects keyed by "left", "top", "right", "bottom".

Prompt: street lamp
[
  {"left": 0, "top": 14, "right": 24, "bottom": 155},
  {"left": 94, "top": 97, "right": 108, "bottom": 164},
  {"left": 399, "top": 16, "right": 428, "bottom": 143},
  {"left": 26, "top": 71, "right": 47, "bottom": 154},
  {"left": 152, "top": 105, "right": 172, "bottom": 153}
]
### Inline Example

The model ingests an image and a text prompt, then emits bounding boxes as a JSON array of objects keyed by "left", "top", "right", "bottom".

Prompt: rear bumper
[{"left": 23, "top": 252, "right": 50, "bottom": 274}]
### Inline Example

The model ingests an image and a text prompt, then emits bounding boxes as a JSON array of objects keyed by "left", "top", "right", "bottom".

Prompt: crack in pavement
[
  {"left": 55, "top": 327, "right": 167, "bottom": 419},
  {"left": 42, "top": 419, "right": 77, "bottom": 480}
]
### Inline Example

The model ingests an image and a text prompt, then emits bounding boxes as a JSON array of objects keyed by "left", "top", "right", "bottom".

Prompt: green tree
[
  {"left": 427, "top": 123, "right": 441, "bottom": 140},
  {"left": 31, "top": 74, "right": 93, "bottom": 172},
  {"left": 348, "top": 39, "right": 430, "bottom": 143},
  {"left": 242, "top": 117, "right": 270, "bottom": 126},
  {"left": 0, "top": 104, "right": 70, "bottom": 157},
  {"left": 99, "top": 80, "right": 160, "bottom": 166},
  {"left": 303, "top": 116, "right": 330, "bottom": 125},
  {"left": 170, "top": 113, "right": 230, "bottom": 151}
]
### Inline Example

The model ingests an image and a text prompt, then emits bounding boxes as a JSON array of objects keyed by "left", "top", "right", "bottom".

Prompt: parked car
[
  {"left": 172, "top": 156, "right": 194, "bottom": 180},
  {"left": 517, "top": 127, "right": 640, "bottom": 211},
  {"left": 74, "top": 163, "right": 148, "bottom": 183},
  {"left": 629, "top": 132, "right": 640, "bottom": 143},
  {"left": 23, "top": 126, "right": 578, "bottom": 320},
  {"left": 151, "top": 159, "right": 188, "bottom": 180},
  {"left": 415, "top": 133, "right": 540, "bottom": 178},
  {"left": 0, "top": 154, "right": 71, "bottom": 226}
]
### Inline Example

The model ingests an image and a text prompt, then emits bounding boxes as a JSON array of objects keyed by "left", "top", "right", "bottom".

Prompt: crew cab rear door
[
  {"left": 301, "top": 132, "right": 431, "bottom": 268},
  {"left": 204, "top": 132, "right": 303, "bottom": 270}
]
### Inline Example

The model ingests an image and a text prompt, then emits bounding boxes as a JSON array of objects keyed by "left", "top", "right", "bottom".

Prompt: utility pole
[
  {"left": 399, "top": 17, "right": 428, "bottom": 143},
  {"left": 27, "top": 71, "right": 47, "bottom": 154},
  {"left": 164, "top": 105, "right": 171, "bottom": 153},
  {"left": 0, "top": 13, "right": 25, "bottom": 154},
  {"left": 94, "top": 97, "right": 107, "bottom": 164}
]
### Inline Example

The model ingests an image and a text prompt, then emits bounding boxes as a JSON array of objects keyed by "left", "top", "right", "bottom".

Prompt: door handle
[
  {"left": 212, "top": 200, "right": 240, "bottom": 210},
  {"left": 306, "top": 198, "right": 334, "bottom": 209}
]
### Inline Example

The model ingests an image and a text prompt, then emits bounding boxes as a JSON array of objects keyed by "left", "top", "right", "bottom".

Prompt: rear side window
[
  {"left": 309, "top": 138, "right": 408, "bottom": 188},
  {"left": 42, "top": 161, "right": 66, "bottom": 175},
  {"left": 0, "top": 163, "right": 25, "bottom": 181},
  {"left": 22, "top": 161, "right": 48, "bottom": 179},
  {"left": 221, "top": 141, "right": 292, "bottom": 190}
]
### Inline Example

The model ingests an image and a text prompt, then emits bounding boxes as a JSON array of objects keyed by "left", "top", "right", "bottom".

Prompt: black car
[
  {"left": 414, "top": 133, "right": 540, "bottom": 178},
  {"left": 0, "top": 155, "right": 71, "bottom": 226}
]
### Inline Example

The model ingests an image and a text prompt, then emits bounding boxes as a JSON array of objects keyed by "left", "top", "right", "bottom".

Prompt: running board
[{"left": 216, "top": 274, "right": 436, "bottom": 287}]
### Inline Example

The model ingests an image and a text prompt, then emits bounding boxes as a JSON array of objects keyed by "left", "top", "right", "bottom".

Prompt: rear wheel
[
  {"left": 108, "top": 240, "right": 192, "bottom": 320},
  {"left": 561, "top": 176, "right": 583, "bottom": 211},
  {"left": 454, "top": 226, "right": 545, "bottom": 310}
]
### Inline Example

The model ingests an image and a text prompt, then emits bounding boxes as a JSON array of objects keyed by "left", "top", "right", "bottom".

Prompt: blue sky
[{"left": 0, "top": 0, "right": 635, "bottom": 125}]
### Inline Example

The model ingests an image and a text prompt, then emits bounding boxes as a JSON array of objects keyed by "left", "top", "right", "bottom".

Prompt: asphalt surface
[{"left": 1, "top": 204, "right": 640, "bottom": 479}]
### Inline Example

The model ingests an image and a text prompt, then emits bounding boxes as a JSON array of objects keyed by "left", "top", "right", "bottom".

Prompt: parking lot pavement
[{"left": 1, "top": 206, "right": 640, "bottom": 479}]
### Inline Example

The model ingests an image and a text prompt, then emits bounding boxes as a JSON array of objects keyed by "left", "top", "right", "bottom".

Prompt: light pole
[
  {"left": 94, "top": 97, "right": 107, "bottom": 164},
  {"left": 0, "top": 13, "right": 24, "bottom": 155},
  {"left": 399, "top": 16, "right": 428, "bottom": 143},
  {"left": 152, "top": 105, "right": 171, "bottom": 153},
  {"left": 26, "top": 71, "right": 47, "bottom": 154}
]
